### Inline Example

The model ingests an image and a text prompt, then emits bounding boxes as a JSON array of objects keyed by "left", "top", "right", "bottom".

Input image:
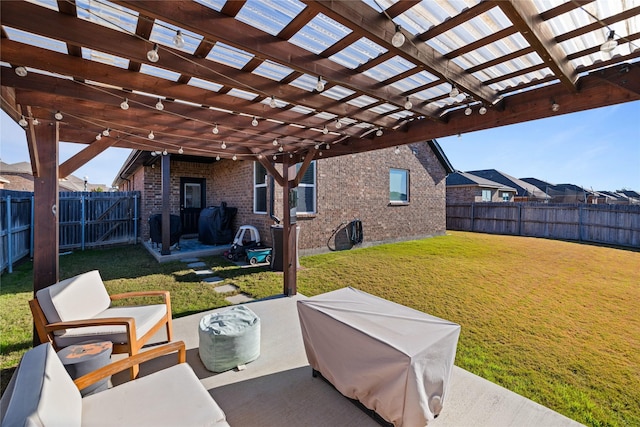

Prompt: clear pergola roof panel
[
  {"left": 188, "top": 77, "right": 224, "bottom": 92},
  {"left": 24, "top": 0, "right": 58, "bottom": 12},
  {"left": 390, "top": 71, "right": 439, "bottom": 95},
  {"left": 207, "top": 42, "right": 255, "bottom": 69},
  {"left": 4, "top": 27, "right": 68, "bottom": 54},
  {"left": 289, "top": 13, "right": 352, "bottom": 54},
  {"left": 329, "top": 37, "right": 388, "bottom": 69},
  {"left": 394, "top": 0, "right": 483, "bottom": 36},
  {"left": 75, "top": 0, "right": 138, "bottom": 34},
  {"left": 236, "top": 0, "right": 306, "bottom": 36},
  {"left": 81, "top": 48, "right": 129, "bottom": 69},
  {"left": 362, "top": 56, "right": 416, "bottom": 82},
  {"left": 149, "top": 21, "right": 203, "bottom": 55},
  {"left": 193, "top": 0, "right": 225, "bottom": 12},
  {"left": 320, "top": 86, "right": 357, "bottom": 101},
  {"left": 252, "top": 60, "right": 296, "bottom": 81},
  {"left": 139, "top": 64, "right": 182, "bottom": 82}
]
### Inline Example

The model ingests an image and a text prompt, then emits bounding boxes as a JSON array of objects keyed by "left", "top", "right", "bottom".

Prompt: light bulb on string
[
  {"left": 270, "top": 96, "right": 277, "bottom": 108},
  {"left": 232, "top": 155, "right": 237, "bottom": 161},
  {"left": 150, "top": 151, "right": 157, "bottom": 156},
  {"left": 252, "top": 117, "right": 258, "bottom": 127},
  {"left": 162, "top": 149, "right": 168, "bottom": 156},
  {"left": 178, "top": 147, "right": 184, "bottom": 154},
  {"left": 19, "top": 116, "right": 28, "bottom": 127},
  {"left": 54, "top": 111, "right": 63, "bottom": 120},
  {"left": 273, "top": 155, "right": 277, "bottom": 160},
  {"left": 289, "top": 153, "right": 293, "bottom": 158},
  {"left": 322, "top": 126, "right": 328, "bottom": 135},
  {"left": 335, "top": 119, "right": 342, "bottom": 129},
  {"left": 376, "top": 128, "right": 383, "bottom": 137},
  {"left": 394, "top": 146, "right": 400, "bottom": 155},
  {"left": 600, "top": 30, "right": 617, "bottom": 53},
  {"left": 216, "top": 155, "right": 221, "bottom": 161},
  {"left": 257, "top": 154, "right": 263, "bottom": 159},
  {"left": 316, "top": 76, "right": 325, "bottom": 92},
  {"left": 212, "top": 124, "right": 219, "bottom": 134},
  {"left": 314, "top": 144, "right": 320, "bottom": 150},
  {"left": 148, "top": 131, "right": 154, "bottom": 140},
  {"left": 15, "top": 66, "right": 27, "bottom": 77},
  {"left": 147, "top": 43, "right": 159, "bottom": 62},
  {"left": 392, "top": 25, "right": 405, "bottom": 48},
  {"left": 273, "top": 139, "right": 279, "bottom": 146},
  {"left": 479, "top": 106, "right": 487, "bottom": 115},
  {"left": 279, "top": 146, "right": 284, "bottom": 152},
  {"left": 221, "top": 141, "right": 227, "bottom": 149},
  {"left": 155, "top": 99, "right": 164, "bottom": 110},
  {"left": 95, "top": 134, "right": 102, "bottom": 140},
  {"left": 464, "top": 106, "right": 472, "bottom": 116},
  {"left": 103, "top": 128, "right": 110, "bottom": 137},
  {"left": 32, "top": 118, "right": 39, "bottom": 126},
  {"left": 173, "top": 30, "right": 185, "bottom": 48},
  {"left": 120, "top": 98, "right": 129, "bottom": 110},
  {"left": 404, "top": 97, "right": 413, "bottom": 110},
  {"left": 325, "top": 144, "right": 330, "bottom": 150},
  {"left": 449, "top": 85, "right": 460, "bottom": 99}
]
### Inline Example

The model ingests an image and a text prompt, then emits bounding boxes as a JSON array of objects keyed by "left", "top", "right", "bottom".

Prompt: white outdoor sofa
[{"left": 0, "top": 341, "right": 230, "bottom": 427}]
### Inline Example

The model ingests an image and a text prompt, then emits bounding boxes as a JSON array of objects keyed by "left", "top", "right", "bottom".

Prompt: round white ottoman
[{"left": 198, "top": 305, "right": 261, "bottom": 372}]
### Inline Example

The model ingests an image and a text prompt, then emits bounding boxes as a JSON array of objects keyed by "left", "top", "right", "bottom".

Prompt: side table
[{"left": 57, "top": 340, "right": 113, "bottom": 396}]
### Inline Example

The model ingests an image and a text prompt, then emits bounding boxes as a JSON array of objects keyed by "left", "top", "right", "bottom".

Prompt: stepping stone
[
  {"left": 180, "top": 258, "right": 201, "bottom": 263},
  {"left": 213, "top": 284, "right": 239, "bottom": 294},
  {"left": 194, "top": 269, "right": 215, "bottom": 275},
  {"left": 203, "top": 276, "right": 224, "bottom": 284},
  {"left": 187, "top": 261, "right": 207, "bottom": 268},
  {"left": 225, "top": 294, "right": 254, "bottom": 304}
]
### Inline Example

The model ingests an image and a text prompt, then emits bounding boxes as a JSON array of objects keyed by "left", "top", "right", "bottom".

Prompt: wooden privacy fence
[
  {"left": 447, "top": 202, "right": 640, "bottom": 248},
  {"left": 1, "top": 190, "right": 140, "bottom": 273}
]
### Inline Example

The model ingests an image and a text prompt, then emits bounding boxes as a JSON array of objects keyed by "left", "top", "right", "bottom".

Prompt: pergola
[{"left": 1, "top": 0, "right": 639, "bottom": 296}]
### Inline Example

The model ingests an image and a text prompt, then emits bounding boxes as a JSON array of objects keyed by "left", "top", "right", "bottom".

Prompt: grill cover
[{"left": 297, "top": 287, "right": 460, "bottom": 426}]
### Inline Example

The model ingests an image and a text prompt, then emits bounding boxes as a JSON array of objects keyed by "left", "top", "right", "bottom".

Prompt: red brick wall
[{"left": 130, "top": 143, "right": 447, "bottom": 251}]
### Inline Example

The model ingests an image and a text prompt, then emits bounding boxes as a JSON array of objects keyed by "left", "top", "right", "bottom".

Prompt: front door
[{"left": 180, "top": 177, "right": 205, "bottom": 235}]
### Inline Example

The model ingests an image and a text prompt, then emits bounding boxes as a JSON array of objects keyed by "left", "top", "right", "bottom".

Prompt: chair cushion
[
  {"left": 53, "top": 304, "right": 168, "bottom": 348},
  {"left": 81, "top": 363, "right": 229, "bottom": 427},
  {"left": 36, "top": 271, "right": 111, "bottom": 324},
  {"left": 0, "top": 343, "right": 82, "bottom": 427}
]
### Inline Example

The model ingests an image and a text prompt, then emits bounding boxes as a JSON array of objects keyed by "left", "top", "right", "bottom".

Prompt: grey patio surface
[{"left": 118, "top": 294, "right": 583, "bottom": 427}]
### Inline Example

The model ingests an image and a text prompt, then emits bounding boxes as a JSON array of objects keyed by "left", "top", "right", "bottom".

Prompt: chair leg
[
  {"left": 165, "top": 318, "right": 174, "bottom": 342},
  {"left": 129, "top": 347, "right": 140, "bottom": 380}
]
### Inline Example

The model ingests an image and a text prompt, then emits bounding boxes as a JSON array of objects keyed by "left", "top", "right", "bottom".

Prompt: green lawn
[{"left": 1, "top": 231, "right": 638, "bottom": 426}]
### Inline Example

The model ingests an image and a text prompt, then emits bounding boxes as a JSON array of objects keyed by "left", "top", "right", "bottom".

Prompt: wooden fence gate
[{"left": 1, "top": 190, "right": 140, "bottom": 273}]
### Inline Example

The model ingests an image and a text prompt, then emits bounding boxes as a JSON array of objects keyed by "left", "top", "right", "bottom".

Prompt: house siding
[
  {"left": 124, "top": 142, "right": 447, "bottom": 252},
  {"left": 447, "top": 186, "right": 510, "bottom": 203}
]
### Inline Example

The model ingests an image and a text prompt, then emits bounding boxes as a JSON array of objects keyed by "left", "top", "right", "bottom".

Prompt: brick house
[
  {"left": 446, "top": 171, "right": 517, "bottom": 203},
  {"left": 114, "top": 140, "right": 453, "bottom": 254}
]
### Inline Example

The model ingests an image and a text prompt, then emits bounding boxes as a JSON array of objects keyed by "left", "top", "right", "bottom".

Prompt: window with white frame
[
  {"left": 295, "top": 161, "right": 316, "bottom": 214},
  {"left": 390, "top": 168, "right": 409, "bottom": 203},
  {"left": 502, "top": 192, "right": 510, "bottom": 201},
  {"left": 482, "top": 189, "right": 492, "bottom": 202},
  {"left": 254, "top": 162, "right": 267, "bottom": 214}
]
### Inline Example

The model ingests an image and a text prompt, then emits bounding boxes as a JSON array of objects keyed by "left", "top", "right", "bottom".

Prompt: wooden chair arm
[
  {"left": 45, "top": 317, "right": 135, "bottom": 333},
  {"left": 73, "top": 341, "right": 186, "bottom": 391},
  {"left": 110, "top": 290, "right": 170, "bottom": 302}
]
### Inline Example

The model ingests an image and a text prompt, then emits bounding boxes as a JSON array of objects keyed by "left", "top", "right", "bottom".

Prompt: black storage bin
[
  {"left": 198, "top": 202, "right": 237, "bottom": 245},
  {"left": 148, "top": 214, "right": 182, "bottom": 246}
]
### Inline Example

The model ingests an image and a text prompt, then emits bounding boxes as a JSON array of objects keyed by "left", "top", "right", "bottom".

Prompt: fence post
[
  {"left": 30, "top": 195, "right": 35, "bottom": 259},
  {"left": 578, "top": 204, "right": 583, "bottom": 242},
  {"left": 6, "top": 195, "right": 13, "bottom": 273},
  {"left": 133, "top": 192, "right": 139, "bottom": 244},
  {"left": 81, "top": 193, "right": 86, "bottom": 251},
  {"left": 518, "top": 203, "right": 522, "bottom": 236},
  {"left": 470, "top": 202, "right": 475, "bottom": 231}
]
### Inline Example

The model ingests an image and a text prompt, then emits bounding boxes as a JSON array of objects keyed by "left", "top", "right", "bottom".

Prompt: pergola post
[
  {"left": 31, "top": 120, "right": 60, "bottom": 295},
  {"left": 281, "top": 157, "right": 297, "bottom": 296},
  {"left": 161, "top": 153, "right": 171, "bottom": 255}
]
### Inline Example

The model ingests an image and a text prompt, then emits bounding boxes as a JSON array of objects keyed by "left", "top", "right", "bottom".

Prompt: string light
[
  {"left": 269, "top": 96, "right": 277, "bottom": 108},
  {"left": 322, "top": 126, "right": 329, "bottom": 135},
  {"left": 394, "top": 146, "right": 400, "bottom": 154},
  {"left": 216, "top": 155, "right": 221, "bottom": 161},
  {"left": 232, "top": 154, "right": 237, "bottom": 161},
  {"left": 103, "top": 128, "right": 110, "bottom": 137},
  {"left": 96, "top": 134, "right": 102, "bottom": 140},
  {"left": 464, "top": 105, "right": 472, "bottom": 116},
  {"left": 178, "top": 147, "right": 184, "bottom": 154},
  {"left": 150, "top": 151, "right": 156, "bottom": 156},
  {"left": 257, "top": 154, "right": 263, "bottom": 159},
  {"left": 279, "top": 146, "right": 284, "bottom": 152},
  {"left": 273, "top": 155, "right": 277, "bottom": 160},
  {"left": 335, "top": 119, "right": 342, "bottom": 129},
  {"left": 314, "top": 144, "right": 320, "bottom": 150},
  {"left": 449, "top": 85, "right": 460, "bottom": 98},
  {"left": 316, "top": 76, "right": 325, "bottom": 92},
  {"left": 251, "top": 117, "right": 258, "bottom": 126},
  {"left": 289, "top": 153, "right": 293, "bottom": 158},
  {"left": 212, "top": 124, "right": 219, "bottom": 134},
  {"left": 392, "top": 25, "right": 405, "bottom": 48},
  {"left": 120, "top": 98, "right": 129, "bottom": 110},
  {"left": 600, "top": 30, "right": 617, "bottom": 53},
  {"left": 14, "top": 66, "right": 27, "bottom": 77},
  {"left": 32, "top": 118, "right": 39, "bottom": 126},
  {"left": 376, "top": 128, "right": 383, "bottom": 137},
  {"left": 162, "top": 149, "right": 168, "bottom": 156},
  {"left": 551, "top": 100, "right": 560, "bottom": 112},
  {"left": 147, "top": 43, "right": 159, "bottom": 62},
  {"left": 221, "top": 141, "right": 227, "bottom": 149},
  {"left": 325, "top": 143, "right": 330, "bottom": 150},
  {"left": 19, "top": 116, "right": 28, "bottom": 127},
  {"left": 54, "top": 111, "right": 63, "bottom": 120},
  {"left": 173, "top": 30, "right": 185, "bottom": 49},
  {"left": 155, "top": 99, "right": 164, "bottom": 110},
  {"left": 273, "top": 138, "right": 279, "bottom": 146},
  {"left": 479, "top": 106, "right": 487, "bottom": 115},
  {"left": 148, "top": 131, "right": 155, "bottom": 140},
  {"left": 404, "top": 97, "right": 413, "bottom": 110}
]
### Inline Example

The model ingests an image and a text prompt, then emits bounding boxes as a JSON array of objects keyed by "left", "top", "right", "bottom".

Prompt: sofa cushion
[
  {"left": 53, "top": 304, "right": 168, "bottom": 348},
  {"left": 36, "top": 271, "right": 111, "bottom": 324},
  {"left": 81, "top": 363, "right": 229, "bottom": 426},
  {"left": 0, "top": 343, "right": 82, "bottom": 427}
]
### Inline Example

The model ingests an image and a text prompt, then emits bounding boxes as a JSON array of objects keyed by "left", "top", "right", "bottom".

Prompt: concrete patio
[{"left": 117, "top": 294, "right": 583, "bottom": 427}]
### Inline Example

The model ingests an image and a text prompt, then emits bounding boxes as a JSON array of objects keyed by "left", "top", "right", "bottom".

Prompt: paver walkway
[{"left": 181, "top": 257, "right": 254, "bottom": 304}]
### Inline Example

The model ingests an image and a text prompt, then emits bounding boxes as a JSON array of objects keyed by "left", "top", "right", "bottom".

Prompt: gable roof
[
  {"left": 446, "top": 171, "right": 516, "bottom": 192},
  {"left": 466, "top": 169, "right": 547, "bottom": 198}
]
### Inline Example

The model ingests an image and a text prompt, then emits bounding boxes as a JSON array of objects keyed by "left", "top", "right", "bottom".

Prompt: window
[
  {"left": 482, "top": 189, "right": 492, "bottom": 202},
  {"left": 254, "top": 162, "right": 267, "bottom": 214},
  {"left": 390, "top": 168, "right": 409, "bottom": 203},
  {"left": 184, "top": 183, "right": 202, "bottom": 208},
  {"left": 295, "top": 161, "right": 316, "bottom": 214},
  {"left": 502, "top": 192, "right": 510, "bottom": 202}
]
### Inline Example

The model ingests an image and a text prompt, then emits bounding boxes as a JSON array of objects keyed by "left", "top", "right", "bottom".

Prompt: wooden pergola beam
[{"left": 59, "top": 136, "right": 118, "bottom": 179}]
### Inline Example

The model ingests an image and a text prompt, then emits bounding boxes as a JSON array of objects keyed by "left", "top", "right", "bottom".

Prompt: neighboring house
[
  {"left": 468, "top": 170, "right": 549, "bottom": 202},
  {"left": 113, "top": 141, "right": 454, "bottom": 254},
  {"left": 520, "top": 177, "right": 593, "bottom": 203},
  {"left": 446, "top": 171, "right": 517, "bottom": 203},
  {"left": 0, "top": 176, "right": 9, "bottom": 189},
  {"left": 0, "top": 161, "right": 106, "bottom": 192}
]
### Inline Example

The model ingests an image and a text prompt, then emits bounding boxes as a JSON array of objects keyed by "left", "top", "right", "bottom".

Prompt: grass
[{"left": 1, "top": 231, "right": 638, "bottom": 426}]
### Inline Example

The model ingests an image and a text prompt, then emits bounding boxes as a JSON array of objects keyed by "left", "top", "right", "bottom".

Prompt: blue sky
[{"left": 1, "top": 101, "right": 639, "bottom": 191}]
